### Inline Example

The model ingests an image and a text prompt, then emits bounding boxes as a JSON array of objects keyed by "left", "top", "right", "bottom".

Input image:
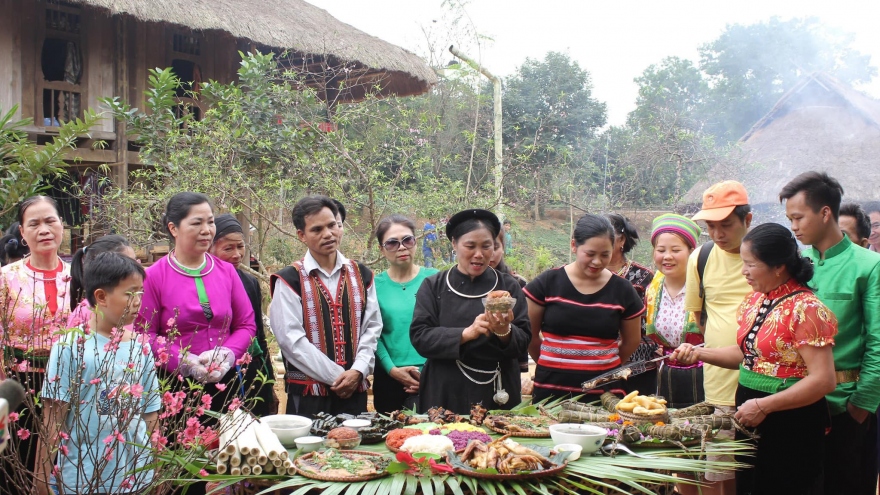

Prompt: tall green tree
[
  {"left": 699, "top": 16, "right": 876, "bottom": 141},
  {"left": 502, "top": 51, "right": 607, "bottom": 219},
  {"left": 628, "top": 57, "right": 709, "bottom": 130}
]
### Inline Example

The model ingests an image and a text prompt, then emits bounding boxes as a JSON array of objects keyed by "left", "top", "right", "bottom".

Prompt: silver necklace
[
  {"left": 455, "top": 361, "right": 509, "bottom": 405},
  {"left": 445, "top": 267, "right": 499, "bottom": 299},
  {"left": 167, "top": 251, "right": 215, "bottom": 278}
]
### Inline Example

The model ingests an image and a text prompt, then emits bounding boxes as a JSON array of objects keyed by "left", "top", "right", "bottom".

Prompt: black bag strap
[{"left": 697, "top": 241, "right": 714, "bottom": 327}]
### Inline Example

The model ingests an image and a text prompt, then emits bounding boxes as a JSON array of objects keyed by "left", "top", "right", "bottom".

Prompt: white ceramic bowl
[
  {"left": 553, "top": 443, "right": 583, "bottom": 461},
  {"left": 342, "top": 419, "right": 371, "bottom": 431},
  {"left": 549, "top": 423, "right": 607, "bottom": 454},
  {"left": 294, "top": 436, "right": 324, "bottom": 453},
  {"left": 262, "top": 415, "right": 313, "bottom": 448}
]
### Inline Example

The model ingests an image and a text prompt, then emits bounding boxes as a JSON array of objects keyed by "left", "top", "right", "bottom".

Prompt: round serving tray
[
  {"left": 485, "top": 424, "right": 551, "bottom": 438},
  {"left": 451, "top": 462, "right": 567, "bottom": 480},
  {"left": 294, "top": 450, "right": 390, "bottom": 482}
]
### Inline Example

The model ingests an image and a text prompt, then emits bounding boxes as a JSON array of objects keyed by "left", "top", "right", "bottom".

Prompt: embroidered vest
[{"left": 270, "top": 259, "right": 373, "bottom": 396}]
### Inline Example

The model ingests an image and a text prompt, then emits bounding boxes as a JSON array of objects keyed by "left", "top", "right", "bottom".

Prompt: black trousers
[
  {"left": 287, "top": 390, "right": 368, "bottom": 418},
  {"left": 824, "top": 409, "right": 878, "bottom": 495},
  {"left": 371, "top": 365, "right": 418, "bottom": 414}
]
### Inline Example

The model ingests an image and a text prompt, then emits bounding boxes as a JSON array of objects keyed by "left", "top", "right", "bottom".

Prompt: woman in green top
[{"left": 373, "top": 215, "right": 439, "bottom": 413}]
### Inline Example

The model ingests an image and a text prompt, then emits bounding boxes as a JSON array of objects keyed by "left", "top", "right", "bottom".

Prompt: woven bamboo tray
[
  {"left": 294, "top": 450, "right": 390, "bottom": 482},
  {"left": 617, "top": 409, "right": 669, "bottom": 424}
]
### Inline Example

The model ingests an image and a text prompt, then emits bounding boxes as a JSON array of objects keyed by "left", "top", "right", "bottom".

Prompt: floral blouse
[
  {"left": 736, "top": 280, "right": 836, "bottom": 379},
  {"left": 645, "top": 273, "right": 702, "bottom": 350},
  {"left": 0, "top": 258, "right": 71, "bottom": 374}
]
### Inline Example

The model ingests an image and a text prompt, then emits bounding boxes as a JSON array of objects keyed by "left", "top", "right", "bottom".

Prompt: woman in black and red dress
[{"left": 525, "top": 214, "right": 644, "bottom": 402}]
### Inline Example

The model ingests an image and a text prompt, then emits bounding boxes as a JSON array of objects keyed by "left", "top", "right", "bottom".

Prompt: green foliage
[
  {"left": 92, "top": 51, "right": 498, "bottom": 276},
  {"left": 628, "top": 57, "right": 709, "bottom": 129},
  {"left": 0, "top": 105, "right": 100, "bottom": 220},
  {"left": 501, "top": 52, "right": 607, "bottom": 219}
]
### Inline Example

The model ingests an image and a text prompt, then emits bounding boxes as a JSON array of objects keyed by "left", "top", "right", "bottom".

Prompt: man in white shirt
[{"left": 269, "top": 195, "right": 382, "bottom": 416}]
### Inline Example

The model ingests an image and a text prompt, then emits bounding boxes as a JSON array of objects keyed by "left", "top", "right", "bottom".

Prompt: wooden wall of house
[
  {"left": 1, "top": 0, "right": 242, "bottom": 157},
  {"left": 0, "top": 0, "right": 30, "bottom": 121}
]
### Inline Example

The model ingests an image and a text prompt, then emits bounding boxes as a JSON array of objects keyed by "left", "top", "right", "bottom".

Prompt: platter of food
[
  {"left": 446, "top": 435, "right": 570, "bottom": 480},
  {"left": 294, "top": 449, "right": 391, "bottom": 482},
  {"left": 483, "top": 413, "right": 556, "bottom": 437},
  {"left": 311, "top": 412, "right": 399, "bottom": 445}
]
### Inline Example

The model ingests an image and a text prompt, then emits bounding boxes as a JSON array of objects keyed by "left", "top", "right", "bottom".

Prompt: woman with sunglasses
[{"left": 373, "top": 215, "right": 438, "bottom": 413}]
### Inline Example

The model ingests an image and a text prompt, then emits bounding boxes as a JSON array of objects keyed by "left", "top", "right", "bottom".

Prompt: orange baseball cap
[{"left": 691, "top": 181, "right": 750, "bottom": 222}]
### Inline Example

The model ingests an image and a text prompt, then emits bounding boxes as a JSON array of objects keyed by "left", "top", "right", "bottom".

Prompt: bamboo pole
[{"left": 450, "top": 45, "right": 504, "bottom": 219}]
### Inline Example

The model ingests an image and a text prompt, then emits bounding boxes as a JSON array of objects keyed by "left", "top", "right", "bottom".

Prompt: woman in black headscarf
[
  {"left": 410, "top": 209, "right": 531, "bottom": 414},
  {"left": 209, "top": 214, "right": 277, "bottom": 416}
]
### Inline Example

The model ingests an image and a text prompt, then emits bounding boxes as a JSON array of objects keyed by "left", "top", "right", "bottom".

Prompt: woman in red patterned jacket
[{"left": 672, "top": 222, "right": 837, "bottom": 495}]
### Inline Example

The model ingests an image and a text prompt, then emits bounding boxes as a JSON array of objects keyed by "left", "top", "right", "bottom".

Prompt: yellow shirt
[{"left": 685, "top": 244, "right": 752, "bottom": 406}]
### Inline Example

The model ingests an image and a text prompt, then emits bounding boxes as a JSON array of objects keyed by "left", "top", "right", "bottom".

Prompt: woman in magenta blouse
[{"left": 136, "top": 192, "right": 255, "bottom": 406}]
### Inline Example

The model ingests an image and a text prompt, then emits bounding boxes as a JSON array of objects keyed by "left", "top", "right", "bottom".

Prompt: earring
[{"left": 20, "top": 239, "right": 27, "bottom": 247}]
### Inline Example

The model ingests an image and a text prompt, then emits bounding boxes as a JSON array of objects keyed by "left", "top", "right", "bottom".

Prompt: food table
[{"left": 206, "top": 397, "right": 752, "bottom": 495}]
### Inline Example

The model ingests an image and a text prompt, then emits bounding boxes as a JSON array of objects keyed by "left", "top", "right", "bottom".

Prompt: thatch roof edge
[{"left": 67, "top": 0, "right": 437, "bottom": 97}]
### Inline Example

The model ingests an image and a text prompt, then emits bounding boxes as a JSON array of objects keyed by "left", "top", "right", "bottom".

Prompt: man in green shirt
[{"left": 780, "top": 171, "right": 880, "bottom": 495}]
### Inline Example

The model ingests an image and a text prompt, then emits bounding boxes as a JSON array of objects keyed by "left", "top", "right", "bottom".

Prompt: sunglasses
[{"left": 382, "top": 235, "right": 416, "bottom": 250}]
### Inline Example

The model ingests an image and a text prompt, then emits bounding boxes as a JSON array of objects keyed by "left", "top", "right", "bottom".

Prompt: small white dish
[
  {"left": 342, "top": 419, "right": 371, "bottom": 430},
  {"left": 294, "top": 436, "right": 324, "bottom": 453},
  {"left": 549, "top": 423, "right": 607, "bottom": 454},
  {"left": 554, "top": 443, "right": 583, "bottom": 462}
]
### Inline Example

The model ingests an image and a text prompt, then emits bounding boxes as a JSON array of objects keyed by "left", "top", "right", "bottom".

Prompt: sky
[{"left": 306, "top": 0, "right": 880, "bottom": 126}]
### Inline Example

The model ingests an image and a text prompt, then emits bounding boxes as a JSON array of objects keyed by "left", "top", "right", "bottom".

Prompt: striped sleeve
[{"left": 523, "top": 270, "right": 548, "bottom": 305}]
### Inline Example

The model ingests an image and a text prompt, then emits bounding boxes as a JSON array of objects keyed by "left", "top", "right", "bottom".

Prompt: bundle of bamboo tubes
[{"left": 215, "top": 408, "right": 297, "bottom": 476}]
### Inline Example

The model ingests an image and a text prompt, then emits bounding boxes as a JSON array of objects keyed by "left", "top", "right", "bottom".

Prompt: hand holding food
[{"left": 614, "top": 391, "right": 667, "bottom": 416}]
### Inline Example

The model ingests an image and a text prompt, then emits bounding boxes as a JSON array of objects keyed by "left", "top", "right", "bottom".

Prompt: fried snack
[
  {"left": 485, "top": 290, "right": 515, "bottom": 313},
  {"left": 614, "top": 391, "right": 668, "bottom": 416}
]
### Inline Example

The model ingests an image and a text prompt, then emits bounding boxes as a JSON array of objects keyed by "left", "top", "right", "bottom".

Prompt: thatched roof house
[
  {"left": 685, "top": 72, "right": 880, "bottom": 205},
  {"left": 67, "top": 0, "right": 437, "bottom": 103},
  {"left": 0, "top": 0, "right": 437, "bottom": 165}
]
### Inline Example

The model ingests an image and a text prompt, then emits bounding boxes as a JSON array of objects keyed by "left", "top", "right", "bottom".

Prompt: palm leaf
[
  {"left": 360, "top": 478, "right": 382, "bottom": 495},
  {"left": 419, "top": 476, "right": 434, "bottom": 495},
  {"left": 344, "top": 482, "right": 366, "bottom": 495},
  {"left": 388, "top": 472, "right": 406, "bottom": 495},
  {"left": 404, "top": 475, "right": 419, "bottom": 495},
  {"left": 445, "top": 476, "right": 465, "bottom": 495}
]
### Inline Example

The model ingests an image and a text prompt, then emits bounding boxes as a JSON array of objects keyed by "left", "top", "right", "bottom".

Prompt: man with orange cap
[{"left": 683, "top": 180, "right": 753, "bottom": 495}]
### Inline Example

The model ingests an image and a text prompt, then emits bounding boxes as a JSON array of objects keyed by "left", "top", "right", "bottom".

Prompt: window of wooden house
[
  {"left": 168, "top": 31, "right": 205, "bottom": 122},
  {"left": 39, "top": 0, "right": 85, "bottom": 127}
]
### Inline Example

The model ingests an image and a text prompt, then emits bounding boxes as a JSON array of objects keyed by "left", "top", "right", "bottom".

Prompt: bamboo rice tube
[
  {"left": 230, "top": 467, "right": 241, "bottom": 476},
  {"left": 600, "top": 392, "right": 621, "bottom": 412},
  {"left": 247, "top": 455, "right": 258, "bottom": 466},
  {"left": 288, "top": 467, "right": 298, "bottom": 476},
  {"left": 241, "top": 465, "right": 251, "bottom": 476},
  {"left": 216, "top": 462, "right": 228, "bottom": 475},
  {"left": 257, "top": 454, "right": 268, "bottom": 466},
  {"left": 668, "top": 402, "right": 715, "bottom": 419},
  {"left": 218, "top": 452, "right": 229, "bottom": 462},
  {"left": 252, "top": 465, "right": 263, "bottom": 475},
  {"left": 229, "top": 449, "right": 241, "bottom": 467},
  {"left": 218, "top": 418, "right": 237, "bottom": 455},
  {"left": 263, "top": 463, "right": 274, "bottom": 474},
  {"left": 557, "top": 409, "right": 613, "bottom": 423},
  {"left": 272, "top": 458, "right": 283, "bottom": 467},
  {"left": 253, "top": 418, "right": 287, "bottom": 461},
  {"left": 561, "top": 400, "right": 604, "bottom": 413},
  {"left": 282, "top": 459, "right": 292, "bottom": 469},
  {"left": 235, "top": 418, "right": 262, "bottom": 457}
]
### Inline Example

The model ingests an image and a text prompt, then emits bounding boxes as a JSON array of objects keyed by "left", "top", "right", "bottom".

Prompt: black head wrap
[{"left": 214, "top": 214, "right": 243, "bottom": 242}]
